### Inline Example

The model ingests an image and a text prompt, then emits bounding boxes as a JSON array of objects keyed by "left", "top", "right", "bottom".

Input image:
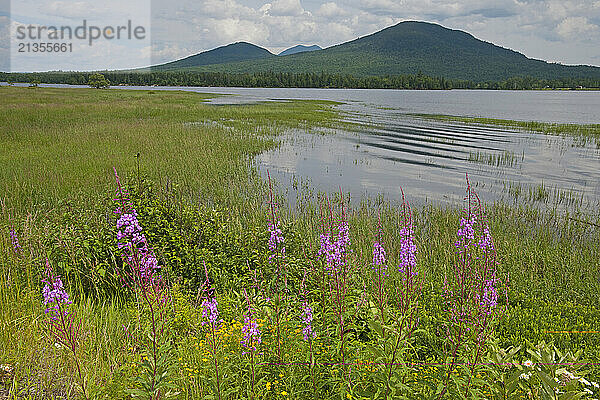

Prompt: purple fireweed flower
[
  {"left": 267, "top": 222, "right": 284, "bottom": 252},
  {"left": 480, "top": 277, "right": 499, "bottom": 312},
  {"left": 267, "top": 221, "right": 285, "bottom": 264},
  {"left": 319, "top": 219, "right": 350, "bottom": 274},
  {"left": 113, "top": 168, "right": 160, "bottom": 283},
  {"left": 301, "top": 303, "right": 316, "bottom": 341},
  {"left": 398, "top": 226, "right": 417, "bottom": 277},
  {"left": 478, "top": 226, "right": 494, "bottom": 252},
  {"left": 9, "top": 228, "right": 22, "bottom": 254},
  {"left": 241, "top": 312, "right": 262, "bottom": 354},
  {"left": 41, "top": 260, "right": 86, "bottom": 398},
  {"left": 455, "top": 217, "right": 476, "bottom": 249},
  {"left": 201, "top": 297, "right": 223, "bottom": 329},
  {"left": 42, "top": 273, "right": 72, "bottom": 320},
  {"left": 372, "top": 241, "right": 387, "bottom": 274}
]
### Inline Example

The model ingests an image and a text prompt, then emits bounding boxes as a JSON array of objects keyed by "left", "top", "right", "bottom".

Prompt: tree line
[{"left": 1, "top": 71, "right": 599, "bottom": 90}]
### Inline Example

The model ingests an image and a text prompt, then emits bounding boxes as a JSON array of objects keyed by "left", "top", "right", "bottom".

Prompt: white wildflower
[{"left": 579, "top": 377, "right": 591, "bottom": 386}]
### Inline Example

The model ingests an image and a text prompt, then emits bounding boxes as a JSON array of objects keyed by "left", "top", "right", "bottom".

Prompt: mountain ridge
[
  {"left": 279, "top": 45, "right": 322, "bottom": 56},
  {"left": 152, "top": 21, "right": 600, "bottom": 82},
  {"left": 156, "top": 42, "right": 274, "bottom": 70}
]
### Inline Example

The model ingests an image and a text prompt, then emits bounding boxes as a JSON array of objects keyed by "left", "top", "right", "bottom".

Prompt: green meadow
[{"left": 1, "top": 87, "right": 599, "bottom": 399}]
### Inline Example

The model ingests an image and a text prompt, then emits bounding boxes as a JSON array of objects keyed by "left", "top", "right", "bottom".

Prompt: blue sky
[{"left": 2, "top": 0, "right": 600, "bottom": 71}]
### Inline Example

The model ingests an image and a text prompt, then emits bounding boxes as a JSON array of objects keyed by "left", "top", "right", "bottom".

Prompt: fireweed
[
  {"left": 113, "top": 168, "right": 174, "bottom": 400},
  {"left": 438, "top": 179, "right": 506, "bottom": 399},
  {"left": 9, "top": 226, "right": 22, "bottom": 255},
  {"left": 385, "top": 192, "right": 422, "bottom": 397},
  {"left": 42, "top": 259, "right": 88, "bottom": 399},
  {"left": 318, "top": 195, "right": 352, "bottom": 383},
  {"left": 266, "top": 171, "right": 287, "bottom": 362},
  {"left": 241, "top": 289, "right": 262, "bottom": 400},
  {"left": 299, "top": 271, "right": 317, "bottom": 393},
  {"left": 199, "top": 265, "right": 224, "bottom": 400},
  {"left": 371, "top": 214, "right": 388, "bottom": 332}
]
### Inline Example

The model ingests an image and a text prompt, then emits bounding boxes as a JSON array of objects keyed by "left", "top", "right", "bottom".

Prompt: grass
[
  {"left": 410, "top": 113, "right": 600, "bottom": 146},
  {"left": 468, "top": 150, "right": 522, "bottom": 168},
  {"left": 1, "top": 87, "right": 600, "bottom": 399}
]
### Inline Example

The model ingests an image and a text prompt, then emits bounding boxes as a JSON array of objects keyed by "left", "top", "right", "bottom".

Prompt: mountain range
[
  {"left": 278, "top": 45, "right": 322, "bottom": 56},
  {"left": 151, "top": 21, "right": 600, "bottom": 82}
]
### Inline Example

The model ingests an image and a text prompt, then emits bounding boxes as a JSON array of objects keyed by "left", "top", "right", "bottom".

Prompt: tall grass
[{"left": 411, "top": 113, "right": 600, "bottom": 146}]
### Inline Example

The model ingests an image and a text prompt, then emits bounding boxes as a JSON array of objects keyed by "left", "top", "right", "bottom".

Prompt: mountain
[
  {"left": 155, "top": 21, "right": 600, "bottom": 82},
  {"left": 279, "top": 45, "right": 322, "bottom": 56},
  {"left": 155, "top": 42, "right": 274, "bottom": 70}
]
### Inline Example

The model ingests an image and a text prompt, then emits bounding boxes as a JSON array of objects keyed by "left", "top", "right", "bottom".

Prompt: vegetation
[
  {"left": 1, "top": 87, "right": 600, "bottom": 399},
  {"left": 4, "top": 70, "right": 600, "bottom": 90},
  {"left": 155, "top": 42, "right": 274, "bottom": 70},
  {"left": 413, "top": 113, "right": 600, "bottom": 146},
  {"left": 88, "top": 73, "right": 110, "bottom": 89}
]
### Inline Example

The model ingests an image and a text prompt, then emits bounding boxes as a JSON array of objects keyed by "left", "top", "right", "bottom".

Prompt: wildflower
[
  {"left": 280, "top": 391, "right": 288, "bottom": 396},
  {"left": 478, "top": 226, "right": 494, "bottom": 251},
  {"left": 201, "top": 297, "right": 222, "bottom": 330},
  {"left": 523, "top": 360, "right": 534, "bottom": 367},
  {"left": 397, "top": 225, "right": 417, "bottom": 276},
  {"left": 0, "top": 365, "right": 13, "bottom": 374},
  {"left": 584, "top": 388, "right": 593, "bottom": 395},
  {"left": 592, "top": 381, "right": 599, "bottom": 388},
  {"left": 241, "top": 312, "right": 262, "bottom": 353},
  {"left": 42, "top": 266, "right": 72, "bottom": 320},
  {"left": 267, "top": 221, "right": 285, "bottom": 262},
  {"left": 301, "top": 303, "right": 316, "bottom": 341},
  {"left": 564, "top": 371, "right": 576, "bottom": 380},
  {"left": 455, "top": 216, "right": 475, "bottom": 249},
  {"left": 319, "top": 218, "right": 350, "bottom": 274},
  {"left": 42, "top": 260, "right": 87, "bottom": 399},
  {"left": 372, "top": 241, "right": 386, "bottom": 274},
  {"left": 9, "top": 227, "right": 22, "bottom": 254},
  {"left": 579, "top": 377, "right": 591, "bottom": 386}
]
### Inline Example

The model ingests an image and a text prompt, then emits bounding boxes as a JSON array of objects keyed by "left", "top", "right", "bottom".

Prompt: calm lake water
[
  {"left": 6, "top": 83, "right": 600, "bottom": 208},
  {"left": 180, "top": 87, "right": 600, "bottom": 208}
]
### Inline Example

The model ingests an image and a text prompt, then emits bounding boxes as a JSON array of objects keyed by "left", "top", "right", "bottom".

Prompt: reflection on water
[{"left": 257, "top": 116, "right": 600, "bottom": 208}]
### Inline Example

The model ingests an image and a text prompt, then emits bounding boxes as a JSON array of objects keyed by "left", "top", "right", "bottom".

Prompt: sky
[{"left": 1, "top": 0, "right": 600, "bottom": 71}]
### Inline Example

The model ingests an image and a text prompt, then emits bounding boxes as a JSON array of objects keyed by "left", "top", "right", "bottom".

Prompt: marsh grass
[
  {"left": 0, "top": 87, "right": 340, "bottom": 215},
  {"left": 411, "top": 113, "right": 600, "bottom": 146},
  {"left": 468, "top": 150, "right": 522, "bottom": 168}
]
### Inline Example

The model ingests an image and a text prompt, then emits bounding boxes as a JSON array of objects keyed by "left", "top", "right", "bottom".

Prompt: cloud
[
  {"left": 316, "top": 2, "right": 347, "bottom": 18},
  {"left": 556, "top": 16, "right": 599, "bottom": 38},
  {"left": 8, "top": 0, "right": 600, "bottom": 70},
  {"left": 267, "top": 0, "right": 307, "bottom": 16}
]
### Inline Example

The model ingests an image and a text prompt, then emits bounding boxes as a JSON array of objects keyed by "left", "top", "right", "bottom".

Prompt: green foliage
[
  {"left": 88, "top": 73, "right": 110, "bottom": 89},
  {"left": 157, "top": 42, "right": 274, "bottom": 69}
]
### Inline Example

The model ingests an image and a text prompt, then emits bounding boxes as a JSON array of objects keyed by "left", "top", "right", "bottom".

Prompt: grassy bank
[{"left": 1, "top": 87, "right": 600, "bottom": 399}]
